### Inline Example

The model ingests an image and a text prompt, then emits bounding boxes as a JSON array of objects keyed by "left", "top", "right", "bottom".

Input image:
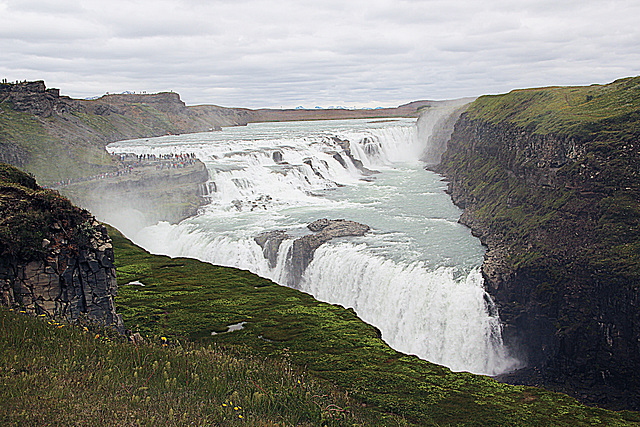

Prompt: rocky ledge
[
  {"left": 0, "top": 164, "right": 122, "bottom": 329},
  {"left": 255, "top": 219, "right": 370, "bottom": 286},
  {"left": 59, "top": 156, "right": 210, "bottom": 236}
]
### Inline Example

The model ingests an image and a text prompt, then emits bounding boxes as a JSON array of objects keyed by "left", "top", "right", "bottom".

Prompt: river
[{"left": 106, "top": 115, "right": 518, "bottom": 375}]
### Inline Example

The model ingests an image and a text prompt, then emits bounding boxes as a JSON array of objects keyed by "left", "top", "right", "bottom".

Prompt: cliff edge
[
  {"left": 0, "top": 164, "right": 122, "bottom": 328},
  {"left": 433, "top": 76, "right": 640, "bottom": 410}
]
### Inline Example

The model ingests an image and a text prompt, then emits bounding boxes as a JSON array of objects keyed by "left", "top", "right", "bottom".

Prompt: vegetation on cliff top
[
  {"left": 107, "top": 225, "right": 638, "bottom": 426},
  {"left": 0, "top": 164, "right": 92, "bottom": 261},
  {"left": 466, "top": 76, "right": 640, "bottom": 141},
  {"left": 0, "top": 102, "right": 116, "bottom": 183},
  {"left": 443, "top": 77, "right": 640, "bottom": 283},
  {"left": 435, "top": 77, "right": 640, "bottom": 409}
]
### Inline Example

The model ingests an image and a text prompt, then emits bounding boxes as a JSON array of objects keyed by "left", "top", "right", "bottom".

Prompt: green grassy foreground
[
  {"left": 0, "top": 307, "right": 388, "bottom": 426},
  {"left": 108, "top": 226, "right": 639, "bottom": 426}
]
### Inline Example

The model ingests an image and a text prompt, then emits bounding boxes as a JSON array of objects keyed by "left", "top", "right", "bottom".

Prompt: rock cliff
[
  {"left": 0, "top": 164, "right": 122, "bottom": 329},
  {"left": 60, "top": 157, "right": 210, "bottom": 235},
  {"left": 255, "top": 219, "right": 370, "bottom": 286},
  {"left": 0, "top": 81, "right": 252, "bottom": 184},
  {"left": 0, "top": 80, "right": 431, "bottom": 186},
  {"left": 432, "top": 77, "right": 640, "bottom": 410}
]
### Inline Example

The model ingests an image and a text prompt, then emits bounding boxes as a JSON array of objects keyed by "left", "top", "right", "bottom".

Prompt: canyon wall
[
  {"left": 432, "top": 77, "right": 640, "bottom": 410},
  {"left": 0, "top": 81, "right": 252, "bottom": 184},
  {"left": 61, "top": 158, "right": 210, "bottom": 235},
  {"left": 1, "top": 80, "right": 430, "bottom": 186}
]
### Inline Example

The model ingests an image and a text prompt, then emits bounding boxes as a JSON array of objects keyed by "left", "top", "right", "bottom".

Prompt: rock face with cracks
[
  {"left": 0, "top": 164, "right": 122, "bottom": 329},
  {"left": 432, "top": 77, "right": 640, "bottom": 410}
]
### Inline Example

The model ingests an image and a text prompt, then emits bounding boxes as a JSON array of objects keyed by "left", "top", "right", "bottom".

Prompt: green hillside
[{"left": 466, "top": 76, "right": 640, "bottom": 141}]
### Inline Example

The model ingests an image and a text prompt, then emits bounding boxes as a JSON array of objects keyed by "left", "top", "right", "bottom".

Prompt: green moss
[
  {"left": 0, "top": 164, "right": 91, "bottom": 261},
  {"left": 1, "top": 306, "right": 397, "bottom": 427}
]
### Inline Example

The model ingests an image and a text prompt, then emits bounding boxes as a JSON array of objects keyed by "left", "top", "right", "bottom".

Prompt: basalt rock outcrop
[
  {"left": 255, "top": 219, "right": 370, "bottom": 286},
  {"left": 0, "top": 164, "right": 122, "bottom": 329},
  {"left": 330, "top": 136, "right": 379, "bottom": 177},
  {"left": 432, "top": 76, "right": 640, "bottom": 410}
]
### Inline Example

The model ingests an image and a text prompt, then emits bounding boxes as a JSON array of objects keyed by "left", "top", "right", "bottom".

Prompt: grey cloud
[{"left": 1, "top": 0, "right": 640, "bottom": 107}]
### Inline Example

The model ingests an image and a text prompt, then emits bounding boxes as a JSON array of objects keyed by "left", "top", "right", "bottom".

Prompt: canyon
[
  {"left": 433, "top": 76, "right": 640, "bottom": 409},
  {"left": 1, "top": 77, "right": 640, "bottom": 415}
]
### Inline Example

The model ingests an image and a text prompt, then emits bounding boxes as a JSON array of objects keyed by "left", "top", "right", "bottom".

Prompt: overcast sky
[{"left": 1, "top": 0, "right": 639, "bottom": 108}]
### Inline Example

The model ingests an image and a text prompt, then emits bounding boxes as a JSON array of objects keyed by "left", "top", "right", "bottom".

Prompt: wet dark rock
[
  {"left": 254, "top": 230, "right": 290, "bottom": 268},
  {"left": 289, "top": 219, "right": 370, "bottom": 287},
  {"left": 332, "top": 152, "right": 348, "bottom": 168},
  {"left": 0, "top": 165, "right": 123, "bottom": 330},
  {"left": 303, "top": 159, "right": 325, "bottom": 180},
  {"left": 254, "top": 219, "right": 370, "bottom": 287},
  {"left": 434, "top": 109, "right": 640, "bottom": 410},
  {"left": 331, "top": 136, "right": 379, "bottom": 176},
  {"left": 63, "top": 159, "right": 210, "bottom": 229},
  {"left": 272, "top": 151, "right": 284, "bottom": 163}
]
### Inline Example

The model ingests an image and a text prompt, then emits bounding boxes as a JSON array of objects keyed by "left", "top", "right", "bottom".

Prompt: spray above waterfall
[{"left": 107, "top": 112, "right": 519, "bottom": 376}]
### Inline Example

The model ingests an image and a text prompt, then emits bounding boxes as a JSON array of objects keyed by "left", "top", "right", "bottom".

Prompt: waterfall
[
  {"left": 108, "top": 116, "right": 519, "bottom": 376},
  {"left": 417, "top": 97, "right": 476, "bottom": 166},
  {"left": 301, "top": 243, "right": 513, "bottom": 375}
]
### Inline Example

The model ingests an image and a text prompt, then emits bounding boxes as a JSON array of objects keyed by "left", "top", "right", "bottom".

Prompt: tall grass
[{"left": 0, "top": 307, "right": 402, "bottom": 426}]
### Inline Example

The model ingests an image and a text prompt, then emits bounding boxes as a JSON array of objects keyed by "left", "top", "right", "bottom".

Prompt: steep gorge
[
  {"left": 0, "top": 80, "right": 431, "bottom": 185},
  {"left": 0, "top": 81, "right": 253, "bottom": 184},
  {"left": 433, "top": 77, "right": 640, "bottom": 410}
]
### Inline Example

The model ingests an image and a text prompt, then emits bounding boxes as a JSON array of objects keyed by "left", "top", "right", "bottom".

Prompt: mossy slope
[
  {"left": 1, "top": 306, "right": 393, "bottom": 426},
  {"left": 466, "top": 76, "right": 640, "bottom": 140},
  {"left": 111, "top": 225, "right": 638, "bottom": 426}
]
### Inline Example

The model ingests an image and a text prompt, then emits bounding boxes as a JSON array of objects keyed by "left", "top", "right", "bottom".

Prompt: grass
[
  {"left": 466, "top": 76, "right": 640, "bottom": 140},
  {"left": 433, "top": 77, "right": 640, "bottom": 408},
  {"left": 439, "top": 77, "right": 640, "bottom": 284},
  {"left": 0, "top": 163, "right": 93, "bottom": 261},
  {"left": 0, "top": 103, "right": 117, "bottom": 183},
  {"left": 0, "top": 306, "right": 392, "bottom": 426},
  {"left": 0, "top": 165, "right": 638, "bottom": 424},
  {"left": 108, "top": 225, "right": 639, "bottom": 426}
]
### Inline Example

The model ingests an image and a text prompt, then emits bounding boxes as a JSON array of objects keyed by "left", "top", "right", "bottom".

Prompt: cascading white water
[
  {"left": 302, "top": 244, "right": 513, "bottom": 374},
  {"left": 107, "top": 113, "right": 519, "bottom": 376}
]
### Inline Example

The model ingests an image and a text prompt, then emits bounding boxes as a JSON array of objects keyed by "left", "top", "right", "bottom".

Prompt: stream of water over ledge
[{"left": 107, "top": 117, "right": 519, "bottom": 375}]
